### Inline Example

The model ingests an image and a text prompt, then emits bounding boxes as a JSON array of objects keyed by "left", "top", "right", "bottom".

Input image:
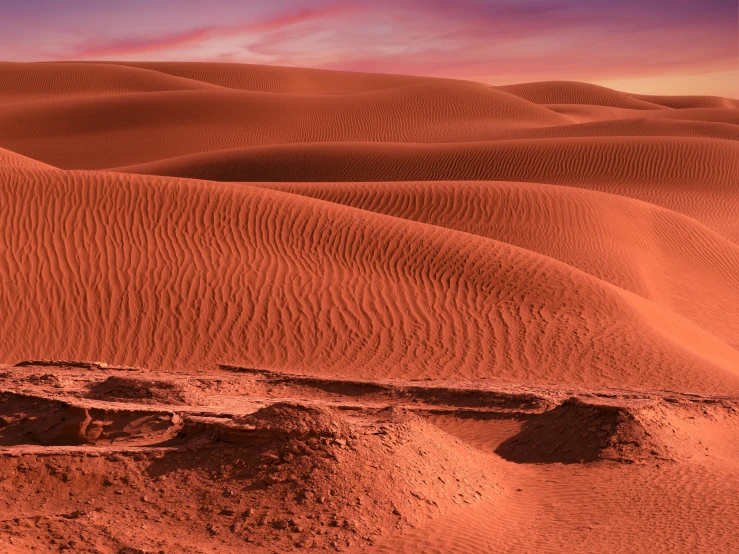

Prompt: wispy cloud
[
  {"left": 70, "top": 4, "right": 354, "bottom": 58},
  {"left": 0, "top": 0, "right": 736, "bottom": 95}
]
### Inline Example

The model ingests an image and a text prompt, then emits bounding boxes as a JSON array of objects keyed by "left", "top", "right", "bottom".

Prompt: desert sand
[{"left": 0, "top": 61, "right": 737, "bottom": 553}]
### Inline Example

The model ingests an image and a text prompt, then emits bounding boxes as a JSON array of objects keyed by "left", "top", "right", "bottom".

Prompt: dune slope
[{"left": 2, "top": 163, "right": 739, "bottom": 393}]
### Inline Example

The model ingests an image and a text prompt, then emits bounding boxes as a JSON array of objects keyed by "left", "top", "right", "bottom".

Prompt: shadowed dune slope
[
  {"left": 0, "top": 62, "right": 218, "bottom": 105},
  {"left": 544, "top": 104, "right": 739, "bottom": 126},
  {"left": 114, "top": 137, "right": 739, "bottom": 244},
  {"left": 495, "top": 81, "right": 669, "bottom": 110},
  {"left": 1, "top": 163, "right": 739, "bottom": 394},
  {"left": 105, "top": 61, "right": 454, "bottom": 94},
  {"left": 646, "top": 107, "right": 739, "bottom": 125},
  {"left": 2, "top": 91, "right": 737, "bottom": 172},
  {"left": 632, "top": 94, "right": 739, "bottom": 110},
  {"left": 0, "top": 84, "right": 570, "bottom": 169}
]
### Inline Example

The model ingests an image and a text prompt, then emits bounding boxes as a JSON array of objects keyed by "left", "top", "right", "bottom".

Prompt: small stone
[
  {"left": 345, "top": 519, "right": 358, "bottom": 531},
  {"left": 273, "top": 519, "right": 289, "bottom": 530},
  {"left": 262, "top": 453, "right": 280, "bottom": 465},
  {"left": 263, "top": 475, "right": 282, "bottom": 485}
]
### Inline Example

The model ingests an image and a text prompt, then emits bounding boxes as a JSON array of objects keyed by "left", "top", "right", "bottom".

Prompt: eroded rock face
[
  {"left": 87, "top": 376, "right": 203, "bottom": 405},
  {"left": 0, "top": 360, "right": 736, "bottom": 553},
  {"left": 0, "top": 400, "right": 498, "bottom": 552},
  {"left": 173, "top": 403, "right": 497, "bottom": 550},
  {"left": 0, "top": 392, "right": 182, "bottom": 446},
  {"left": 496, "top": 397, "right": 674, "bottom": 464}
]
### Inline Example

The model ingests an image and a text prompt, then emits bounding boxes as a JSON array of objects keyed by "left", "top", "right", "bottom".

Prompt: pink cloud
[
  {"left": 73, "top": 27, "right": 215, "bottom": 58},
  {"left": 248, "top": 6, "right": 352, "bottom": 34},
  {"left": 71, "top": 4, "right": 354, "bottom": 59}
]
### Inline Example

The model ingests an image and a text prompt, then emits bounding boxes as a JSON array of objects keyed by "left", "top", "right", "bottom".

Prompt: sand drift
[{"left": 0, "top": 62, "right": 737, "bottom": 553}]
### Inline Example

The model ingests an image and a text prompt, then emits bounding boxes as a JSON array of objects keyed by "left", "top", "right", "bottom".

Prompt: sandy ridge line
[
  {"left": 8, "top": 359, "right": 739, "bottom": 407},
  {"left": 217, "top": 364, "right": 739, "bottom": 407}
]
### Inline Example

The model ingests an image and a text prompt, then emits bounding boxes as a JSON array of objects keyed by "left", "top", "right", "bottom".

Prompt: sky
[{"left": 1, "top": 0, "right": 737, "bottom": 96}]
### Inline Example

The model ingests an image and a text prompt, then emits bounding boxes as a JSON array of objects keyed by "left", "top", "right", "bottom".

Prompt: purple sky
[{"left": 1, "top": 0, "right": 737, "bottom": 96}]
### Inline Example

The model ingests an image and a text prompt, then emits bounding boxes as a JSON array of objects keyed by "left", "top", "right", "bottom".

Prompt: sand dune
[
  {"left": 495, "top": 81, "right": 670, "bottom": 110},
  {"left": 0, "top": 62, "right": 738, "bottom": 553},
  {"left": 0, "top": 62, "right": 218, "bottom": 105},
  {"left": 107, "top": 61, "right": 454, "bottom": 94},
  {"left": 544, "top": 104, "right": 739, "bottom": 126},
  {"left": 3, "top": 91, "right": 737, "bottom": 171},
  {"left": 114, "top": 137, "right": 739, "bottom": 243},
  {"left": 632, "top": 93, "right": 739, "bottom": 110},
  {"left": 0, "top": 146, "right": 55, "bottom": 168},
  {"left": 3, "top": 78, "right": 737, "bottom": 172},
  {"left": 3, "top": 163, "right": 738, "bottom": 392},
  {"left": 257, "top": 180, "right": 739, "bottom": 349},
  {"left": 0, "top": 84, "right": 570, "bottom": 169}
]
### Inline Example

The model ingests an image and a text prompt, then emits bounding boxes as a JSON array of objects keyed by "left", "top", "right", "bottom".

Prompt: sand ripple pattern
[{"left": 0, "top": 63, "right": 737, "bottom": 396}]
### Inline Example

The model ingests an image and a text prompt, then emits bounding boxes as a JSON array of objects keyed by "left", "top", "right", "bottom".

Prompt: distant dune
[{"left": 0, "top": 62, "right": 738, "bottom": 554}]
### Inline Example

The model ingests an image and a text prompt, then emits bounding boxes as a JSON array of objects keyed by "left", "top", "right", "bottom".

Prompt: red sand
[{"left": 0, "top": 61, "right": 737, "bottom": 553}]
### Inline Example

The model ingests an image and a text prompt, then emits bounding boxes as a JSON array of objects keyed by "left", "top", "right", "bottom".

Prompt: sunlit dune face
[{"left": 0, "top": 0, "right": 737, "bottom": 96}]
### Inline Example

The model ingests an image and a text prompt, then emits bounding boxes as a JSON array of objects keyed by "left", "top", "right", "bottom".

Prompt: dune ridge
[{"left": 112, "top": 137, "right": 739, "bottom": 243}]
